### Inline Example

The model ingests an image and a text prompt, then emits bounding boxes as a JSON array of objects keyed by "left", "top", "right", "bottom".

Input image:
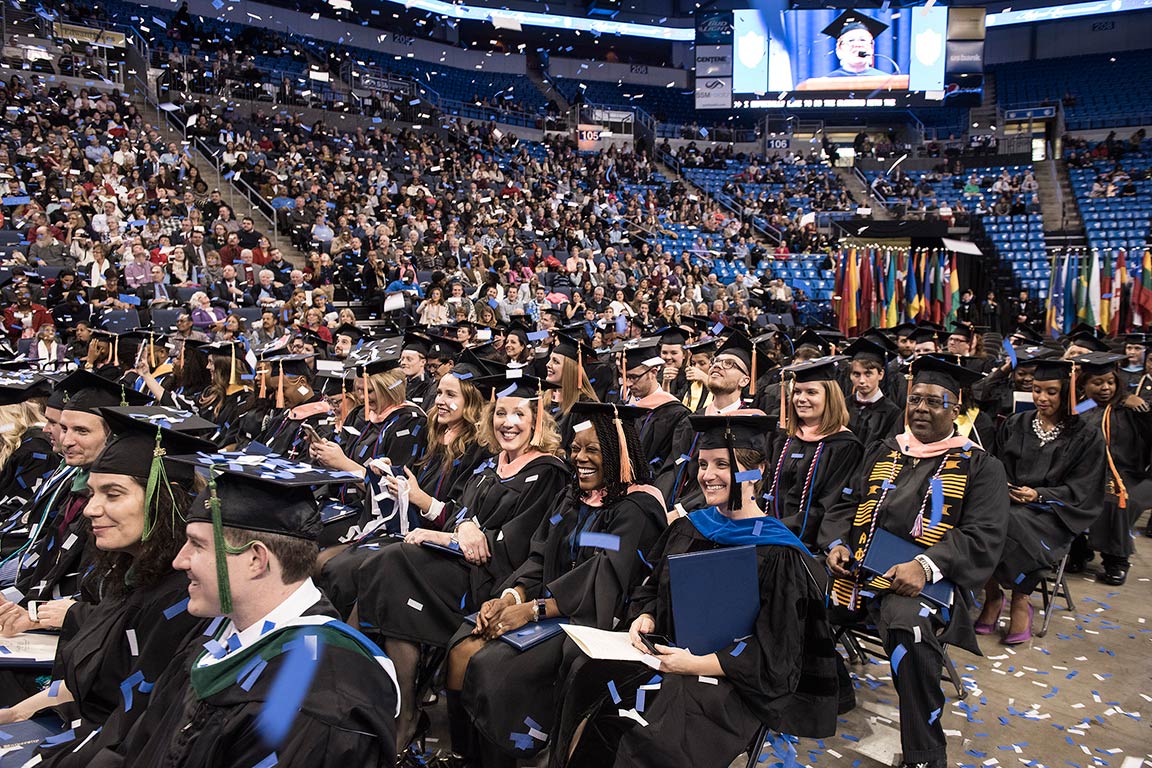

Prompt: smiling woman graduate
[{"left": 550, "top": 414, "right": 839, "bottom": 768}]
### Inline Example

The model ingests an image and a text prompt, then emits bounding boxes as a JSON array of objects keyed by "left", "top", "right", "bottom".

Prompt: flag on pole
[
  {"left": 1086, "top": 248, "right": 1102, "bottom": 330},
  {"left": 1100, "top": 250, "right": 1114, "bottom": 335},
  {"left": 884, "top": 249, "right": 900, "bottom": 327},
  {"left": 1112, "top": 249, "right": 1129, "bottom": 333},
  {"left": 907, "top": 250, "right": 922, "bottom": 321},
  {"left": 1135, "top": 249, "right": 1152, "bottom": 329},
  {"left": 1046, "top": 250, "right": 1066, "bottom": 338},
  {"left": 945, "top": 252, "right": 960, "bottom": 326}
]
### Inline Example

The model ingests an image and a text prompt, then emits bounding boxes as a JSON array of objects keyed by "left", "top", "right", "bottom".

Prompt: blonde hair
[
  {"left": 418, "top": 374, "right": 485, "bottom": 470},
  {"left": 0, "top": 401, "right": 45, "bottom": 467},
  {"left": 367, "top": 368, "right": 407, "bottom": 411},
  {"left": 786, "top": 379, "right": 850, "bottom": 438},
  {"left": 556, "top": 355, "right": 598, "bottom": 414},
  {"left": 477, "top": 398, "right": 563, "bottom": 456}
]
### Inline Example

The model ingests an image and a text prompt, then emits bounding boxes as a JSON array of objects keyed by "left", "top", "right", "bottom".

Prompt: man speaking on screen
[{"left": 824, "top": 11, "right": 888, "bottom": 77}]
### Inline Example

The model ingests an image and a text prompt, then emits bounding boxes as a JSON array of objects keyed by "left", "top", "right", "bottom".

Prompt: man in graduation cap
[
  {"left": 648, "top": 326, "right": 691, "bottom": 400},
  {"left": 331, "top": 323, "right": 368, "bottom": 362},
  {"left": 247, "top": 354, "right": 331, "bottom": 459},
  {"left": 88, "top": 456, "right": 399, "bottom": 767},
  {"left": 822, "top": 356, "right": 1009, "bottom": 768},
  {"left": 844, "top": 337, "right": 904, "bottom": 447},
  {"left": 400, "top": 332, "right": 435, "bottom": 410},
  {"left": 823, "top": 11, "right": 889, "bottom": 78},
  {"left": 618, "top": 337, "right": 691, "bottom": 477}
]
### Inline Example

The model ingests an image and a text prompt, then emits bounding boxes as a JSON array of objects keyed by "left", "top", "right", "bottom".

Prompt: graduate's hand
[
  {"left": 34, "top": 599, "right": 74, "bottom": 629},
  {"left": 483, "top": 604, "right": 533, "bottom": 640},
  {"left": 827, "top": 545, "right": 854, "bottom": 578},
  {"left": 884, "top": 561, "right": 926, "bottom": 597},
  {"left": 1008, "top": 485, "right": 1039, "bottom": 503},
  {"left": 455, "top": 521, "right": 490, "bottom": 565},
  {"left": 1124, "top": 394, "right": 1149, "bottom": 412},
  {"left": 473, "top": 597, "right": 506, "bottom": 635},
  {"left": 629, "top": 614, "right": 656, "bottom": 654},
  {"left": 653, "top": 645, "right": 705, "bottom": 675},
  {"left": 684, "top": 365, "right": 707, "bottom": 384},
  {"left": 309, "top": 439, "right": 357, "bottom": 473},
  {"left": 400, "top": 467, "right": 433, "bottom": 510},
  {"left": 402, "top": 528, "right": 451, "bottom": 548},
  {"left": 0, "top": 602, "right": 35, "bottom": 637}
]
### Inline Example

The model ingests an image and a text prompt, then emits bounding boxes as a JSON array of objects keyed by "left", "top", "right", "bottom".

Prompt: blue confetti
[
  {"left": 731, "top": 641, "right": 747, "bottom": 657},
  {"left": 578, "top": 532, "right": 620, "bottom": 551},
  {"left": 262, "top": 621, "right": 276, "bottom": 634},
  {"left": 890, "top": 644, "right": 907, "bottom": 675},
  {"left": 607, "top": 680, "right": 621, "bottom": 704},
  {"left": 635, "top": 688, "right": 646, "bottom": 712},
  {"left": 48, "top": 680, "right": 61, "bottom": 697},
  {"left": 734, "top": 469, "right": 762, "bottom": 483},
  {"left": 550, "top": 512, "right": 563, "bottom": 526},
  {"left": 930, "top": 478, "right": 944, "bottom": 527},
  {"left": 163, "top": 597, "right": 190, "bottom": 620},
  {"left": 256, "top": 630, "right": 324, "bottom": 747},
  {"left": 250, "top": 755, "right": 279, "bottom": 768},
  {"left": 1075, "top": 399, "right": 1097, "bottom": 414},
  {"left": 929, "top": 707, "right": 941, "bottom": 724}
]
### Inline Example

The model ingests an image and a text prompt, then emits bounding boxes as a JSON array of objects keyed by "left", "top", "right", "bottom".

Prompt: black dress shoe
[
  {"left": 1065, "top": 556, "right": 1087, "bottom": 574},
  {"left": 1098, "top": 559, "right": 1129, "bottom": 586}
]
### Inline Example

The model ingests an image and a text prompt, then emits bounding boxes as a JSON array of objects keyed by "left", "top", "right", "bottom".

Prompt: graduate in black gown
[
  {"left": 356, "top": 372, "right": 570, "bottom": 753},
  {"left": 843, "top": 338, "right": 904, "bottom": 448},
  {"left": 679, "top": 337, "right": 718, "bottom": 414},
  {"left": 316, "top": 354, "right": 492, "bottom": 618},
  {"left": 0, "top": 374, "right": 57, "bottom": 511},
  {"left": 764, "top": 357, "right": 863, "bottom": 550},
  {"left": 444, "top": 402, "right": 667, "bottom": 767},
  {"left": 10, "top": 409, "right": 215, "bottom": 766},
  {"left": 400, "top": 333, "right": 436, "bottom": 411},
  {"left": 88, "top": 454, "right": 399, "bottom": 768},
  {"left": 617, "top": 338, "right": 690, "bottom": 477},
  {"left": 978, "top": 359, "right": 1104, "bottom": 644},
  {"left": 251, "top": 355, "right": 336, "bottom": 460},
  {"left": 190, "top": 341, "right": 252, "bottom": 450},
  {"left": 132, "top": 342, "right": 212, "bottom": 413},
  {"left": 552, "top": 414, "right": 839, "bottom": 768},
  {"left": 544, "top": 332, "right": 600, "bottom": 442},
  {"left": 1073, "top": 353, "right": 1152, "bottom": 585},
  {"left": 823, "top": 356, "right": 1010, "bottom": 768}
]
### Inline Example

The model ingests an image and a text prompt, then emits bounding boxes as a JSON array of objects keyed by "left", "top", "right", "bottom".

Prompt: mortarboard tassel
[
  {"left": 362, "top": 370, "right": 372, "bottom": 419},
  {"left": 339, "top": 375, "right": 350, "bottom": 424},
  {"left": 229, "top": 345, "right": 239, "bottom": 388},
  {"left": 148, "top": 333, "right": 155, "bottom": 371},
  {"left": 119, "top": 384, "right": 128, "bottom": 407},
  {"left": 749, "top": 347, "right": 758, "bottom": 397},
  {"left": 208, "top": 471, "right": 233, "bottom": 615},
  {"left": 613, "top": 406, "right": 633, "bottom": 485},
  {"left": 276, "top": 361, "right": 286, "bottom": 410},
  {"left": 142, "top": 426, "right": 177, "bottom": 541},
  {"left": 903, "top": 372, "right": 914, "bottom": 430},
  {"left": 726, "top": 424, "right": 743, "bottom": 511},
  {"left": 620, "top": 353, "right": 628, "bottom": 403},
  {"left": 259, "top": 368, "right": 267, "bottom": 400},
  {"left": 111, "top": 336, "right": 120, "bottom": 368},
  {"left": 1068, "top": 363, "right": 1077, "bottom": 416},
  {"left": 531, "top": 379, "right": 545, "bottom": 449}
]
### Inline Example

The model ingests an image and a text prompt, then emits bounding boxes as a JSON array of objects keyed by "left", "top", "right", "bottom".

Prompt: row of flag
[
  {"left": 1045, "top": 248, "right": 1152, "bottom": 337},
  {"left": 832, "top": 247, "right": 962, "bottom": 336}
]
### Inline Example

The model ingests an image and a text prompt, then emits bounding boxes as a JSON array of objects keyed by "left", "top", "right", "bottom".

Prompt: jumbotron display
[{"left": 695, "top": 4, "right": 986, "bottom": 110}]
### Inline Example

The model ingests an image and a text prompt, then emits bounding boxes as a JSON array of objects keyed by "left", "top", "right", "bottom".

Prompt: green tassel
[
  {"left": 142, "top": 428, "right": 178, "bottom": 542},
  {"left": 120, "top": 385, "right": 128, "bottom": 407},
  {"left": 208, "top": 471, "right": 233, "bottom": 615}
]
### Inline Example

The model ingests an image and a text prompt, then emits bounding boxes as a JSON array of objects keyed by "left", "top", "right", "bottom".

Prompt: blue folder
[
  {"left": 667, "top": 545, "right": 760, "bottom": 655},
  {"left": 462, "top": 613, "right": 569, "bottom": 651},
  {"left": 861, "top": 528, "right": 954, "bottom": 607},
  {"left": 421, "top": 539, "right": 465, "bottom": 558},
  {"left": 0, "top": 716, "right": 68, "bottom": 767}
]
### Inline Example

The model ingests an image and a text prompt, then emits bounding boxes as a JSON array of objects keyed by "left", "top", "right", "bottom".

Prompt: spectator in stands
[
  {"left": 139, "top": 264, "right": 175, "bottom": 310},
  {"left": 3, "top": 287, "right": 53, "bottom": 343},
  {"left": 28, "top": 226, "right": 71, "bottom": 268},
  {"left": 189, "top": 291, "right": 227, "bottom": 334},
  {"left": 246, "top": 269, "right": 287, "bottom": 310}
]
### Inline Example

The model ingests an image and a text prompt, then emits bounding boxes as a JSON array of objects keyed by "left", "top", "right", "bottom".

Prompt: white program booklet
[{"left": 561, "top": 625, "right": 661, "bottom": 670}]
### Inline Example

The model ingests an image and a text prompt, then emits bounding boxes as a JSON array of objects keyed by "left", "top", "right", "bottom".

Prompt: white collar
[
  {"left": 855, "top": 389, "right": 884, "bottom": 404},
  {"left": 200, "top": 579, "right": 323, "bottom": 667}
]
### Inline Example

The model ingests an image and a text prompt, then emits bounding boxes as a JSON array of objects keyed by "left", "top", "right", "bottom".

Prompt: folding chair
[
  {"left": 1037, "top": 553, "right": 1075, "bottom": 637},
  {"left": 745, "top": 723, "right": 772, "bottom": 768},
  {"left": 834, "top": 623, "right": 968, "bottom": 700}
]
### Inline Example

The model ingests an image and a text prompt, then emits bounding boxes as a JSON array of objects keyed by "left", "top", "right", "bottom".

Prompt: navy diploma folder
[
  {"left": 667, "top": 545, "right": 760, "bottom": 655},
  {"left": 861, "top": 528, "right": 954, "bottom": 607},
  {"left": 463, "top": 614, "right": 568, "bottom": 651}
]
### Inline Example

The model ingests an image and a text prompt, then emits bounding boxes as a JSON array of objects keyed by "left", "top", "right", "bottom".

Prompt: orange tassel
[
  {"left": 614, "top": 406, "right": 633, "bottom": 484},
  {"left": 749, "top": 347, "right": 758, "bottom": 396},
  {"left": 148, "top": 333, "right": 155, "bottom": 371},
  {"left": 778, "top": 373, "right": 788, "bottom": 431},
  {"left": 1069, "top": 364, "right": 1077, "bottom": 416},
  {"left": 339, "top": 375, "right": 350, "bottom": 425},
  {"left": 229, "top": 345, "right": 239, "bottom": 388},
  {"left": 532, "top": 379, "right": 545, "bottom": 448},
  {"left": 111, "top": 337, "right": 119, "bottom": 368},
  {"left": 276, "top": 360, "right": 285, "bottom": 409},
  {"left": 362, "top": 370, "right": 372, "bottom": 419},
  {"left": 259, "top": 368, "right": 267, "bottom": 400}
]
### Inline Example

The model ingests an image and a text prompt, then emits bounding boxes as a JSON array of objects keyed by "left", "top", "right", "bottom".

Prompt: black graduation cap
[
  {"left": 860, "top": 328, "right": 899, "bottom": 354},
  {"left": 0, "top": 373, "right": 51, "bottom": 406},
  {"left": 947, "top": 324, "right": 974, "bottom": 342},
  {"left": 171, "top": 451, "right": 360, "bottom": 613},
  {"left": 909, "top": 326, "right": 945, "bottom": 345},
  {"left": 1011, "top": 324, "right": 1045, "bottom": 344},
  {"left": 569, "top": 401, "right": 648, "bottom": 422},
  {"left": 843, "top": 337, "right": 891, "bottom": 365},
  {"left": 94, "top": 407, "right": 216, "bottom": 484},
  {"left": 681, "top": 315, "right": 715, "bottom": 334},
  {"left": 684, "top": 336, "right": 721, "bottom": 356},
  {"left": 1015, "top": 345, "right": 1060, "bottom": 367},
  {"left": 783, "top": 355, "right": 845, "bottom": 384},
  {"left": 333, "top": 323, "right": 368, "bottom": 344},
  {"left": 451, "top": 347, "right": 498, "bottom": 383},
  {"left": 1122, "top": 332, "right": 1149, "bottom": 345},
  {"left": 99, "top": 405, "right": 218, "bottom": 437},
  {"left": 617, "top": 337, "right": 665, "bottom": 370},
  {"left": 910, "top": 355, "right": 984, "bottom": 395},
  {"left": 297, "top": 328, "right": 330, "bottom": 352},
  {"left": 315, "top": 369, "right": 356, "bottom": 398},
  {"left": 889, "top": 322, "right": 918, "bottom": 339},
  {"left": 688, "top": 414, "right": 778, "bottom": 511},
  {"left": 645, "top": 325, "right": 689, "bottom": 347},
  {"left": 540, "top": 308, "right": 565, "bottom": 323},
  {"left": 1072, "top": 352, "right": 1127, "bottom": 377},
  {"left": 1033, "top": 358, "right": 1074, "bottom": 382},
  {"left": 475, "top": 371, "right": 558, "bottom": 400},
  {"left": 1065, "top": 331, "right": 1109, "bottom": 354},
  {"left": 350, "top": 343, "right": 402, "bottom": 376},
  {"left": 1067, "top": 322, "right": 1101, "bottom": 339},
  {"left": 427, "top": 335, "right": 464, "bottom": 361},
  {"left": 821, "top": 9, "right": 889, "bottom": 41},
  {"left": 505, "top": 320, "right": 534, "bottom": 347},
  {"left": 552, "top": 331, "right": 598, "bottom": 364},
  {"left": 793, "top": 330, "right": 832, "bottom": 356},
  {"left": 402, "top": 332, "right": 432, "bottom": 357},
  {"left": 60, "top": 370, "right": 151, "bottom": 413},
  {"left": 269, "top": 354, "right": 313, "bottom": 380}
]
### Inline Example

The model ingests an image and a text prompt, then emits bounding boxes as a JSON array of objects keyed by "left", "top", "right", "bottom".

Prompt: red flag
[{"left": 858, "top": 247, "right": 875, "bottom": 333}]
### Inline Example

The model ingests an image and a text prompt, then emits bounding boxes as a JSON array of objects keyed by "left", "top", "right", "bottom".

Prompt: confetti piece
[
  {"left": 890, "top": 644, "right": 907, "bottom": 675},
  {"left": 607, "top": 680, "right": 621, "bottom": 704},
  {"left": 578, "top": 532, "right": 620, "bottom": 551},
  {"left": 257, "top": 632, "right": 323, "bottom": 748}
]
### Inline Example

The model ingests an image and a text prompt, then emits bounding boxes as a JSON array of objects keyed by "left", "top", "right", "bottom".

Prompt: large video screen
[{"left": 695, "top": 3, "right": 984, "bottom": 110}]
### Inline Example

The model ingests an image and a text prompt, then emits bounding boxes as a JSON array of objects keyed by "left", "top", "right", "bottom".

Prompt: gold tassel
[
  {"left": 903, "top": 372, "right": 914, "bottom": 430},
  {"left": 362, "top": 370, "right": 372, "bottom": 418},
  {"left": 531, "top": 379, "right": 545, "bottom": 449},
  {"left": 778, "top": 373, "right": 788, "bottom": 431},
  {"left": 111, "top": 336, "right": 119, "bottom": 368},
  {"left": 1069, "top": 363, "right": 1077, "bottom": 416},
  {"left": 276, "top": 360, "right": 285, "bottom": 409},
  {"left": 259, "top": 368, "right": 267, "bottom": 400},
  {"left": 229, "top": 345, "right": 239, "bottom": 388},
  {"left": 339, "top": 375, "right": 350, "bottom": 425},
  {"left": 613, "top": 405, "right": 633, "bottom": 484},
  {"left": 148, "top": 332, "right": 155, "bottom": 371},
  {"left": 749, "top": 348, "right": 758, "bottom": 396},
  {"left": 620, "top": 353, "right": 628, "bottom": 402}
]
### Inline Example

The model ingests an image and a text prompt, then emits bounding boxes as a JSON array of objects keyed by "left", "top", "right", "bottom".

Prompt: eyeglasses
[
  {"left": 907, "top": 394, "right": 949, "bottom": 409},
  {"left": 710, "top": 358, "right": 748, "bottom": 374}
]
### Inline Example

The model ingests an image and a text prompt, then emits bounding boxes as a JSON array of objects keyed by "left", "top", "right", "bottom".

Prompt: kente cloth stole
[{"left": 831, "top": 447, "right": 972, "bottom": 610}]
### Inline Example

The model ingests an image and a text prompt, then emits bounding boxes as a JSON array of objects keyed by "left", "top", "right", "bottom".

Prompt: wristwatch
[{"left": 532, "top": 599, "right": 547, "bottom": 623}]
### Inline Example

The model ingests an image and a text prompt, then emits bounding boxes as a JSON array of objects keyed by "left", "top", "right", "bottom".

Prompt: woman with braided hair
[
  {"left": 2, "top": 408, "right": 213, "bottom": 767},
  {"left": 439, "top": 402, "right": 667, "bottom": 768}
]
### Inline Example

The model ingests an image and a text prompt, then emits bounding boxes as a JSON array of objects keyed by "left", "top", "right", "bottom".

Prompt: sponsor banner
[
  {"left": 695, "top": 76, "right": 732, "bottom": 110},
  {"left": 696, "top": 11, "right": 733, "bottom": 45},
  {"left": 53, "top": 22, "right": 125, "bottom": 47},
  {"left": 909, "top": 5, "right": 948, "bottom": 92},
  {"left": 945, "top": 40, "right": 985, "bottom": 75},
  {"left": 695, "top": 45, "right": 733, "bottom": 77}
]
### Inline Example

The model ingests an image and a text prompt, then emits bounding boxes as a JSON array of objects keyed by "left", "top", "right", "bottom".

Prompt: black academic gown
[
  {"left": 15, "top": 483, "right": 97, "bottom": 605},
  {"left": 847, "top": 396, "right": 904, "bottom": 449},
  {"left": 333, "top": 404, "right": 427, "bottom": 519},
  {"left": 550, "top": 517, "right": 839, "bottom": 768},
  {"left": 200, "top": 388, "right": 250, "bottom": 449},
  {"left": 634, "top": 397, "right": 691, "bottom": 478},
  {"left": 318, "top": 440, "right": 492, "bottom": 618},
  {"left": 85, "top": 595, "right": 397, "bottom": 768},
  {"left": 0, "top": 462, "right": 76, "bottom": 566},
  {"left": 820, "top": 438, "right": 1010, "bottom": 654},
  {"left": 358, "top": 453, "right": 570, "bottom": 647},
  {"left": 0, "top": 428, "right": 57, "bottom": 511},
  {"left": 765, "top": 430, "right": 863, "bottom": 550},
  {"left": 33, "top": 571, "right": 210, "bottom": 767},
  {"left": 458, "top": 486, "right": 667, "bottom": 759},
  {"left": 993, "top": 413, "right": 1105, "bottom": 592},
  {"left": 254, "top": 399, "right": 336, "bottom": 461},
  {"left": 406, "top": 373, "right": 434, "bottom": 412},
  {"left": 1082, "top": 404, "right": 1152, "bottom": 557}
]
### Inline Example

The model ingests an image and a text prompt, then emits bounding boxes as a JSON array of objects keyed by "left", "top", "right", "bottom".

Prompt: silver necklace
[{"left": 1032, "top": 414, "right": 1062, "bottom": 445}]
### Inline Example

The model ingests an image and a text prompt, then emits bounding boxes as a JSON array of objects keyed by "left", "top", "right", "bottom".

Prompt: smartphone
[
  {"left": 300, "top": 423, "right": 321, "bottom": 442},
  {"left": 640, "top": 633, "right": 671, "bottom": 655}
]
